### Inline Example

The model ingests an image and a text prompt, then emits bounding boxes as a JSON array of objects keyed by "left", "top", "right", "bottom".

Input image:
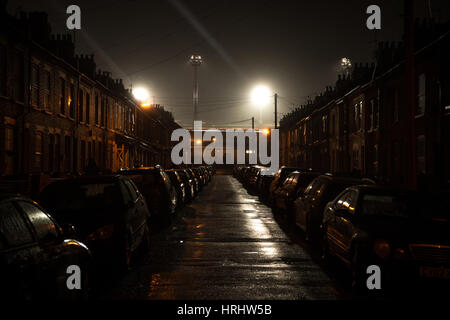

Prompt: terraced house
[
  {"left": 0, "top": 6, "right": 180, "bottom": 185},
  {"left": 279, "top": 19, "right": 450, "bottom": 192}
]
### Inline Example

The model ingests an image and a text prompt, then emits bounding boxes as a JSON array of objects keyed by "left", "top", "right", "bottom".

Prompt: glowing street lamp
[
  {"left": 251, "top": 85, "right": 271, "bottom": 106},
  {"left": 132, "top": 87, "right": 152, "bottom": 108},
  {"left": 251, "top": 85, "right": 274, "bottom": 126}
]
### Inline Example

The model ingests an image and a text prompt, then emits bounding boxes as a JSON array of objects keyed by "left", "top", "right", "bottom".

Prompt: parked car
[
  {"left": 244, "top": 166, "right": 263, "bottom": 192},
  {"left": 38, "top": 175, "right": 150, "bottom": 271},
  {"left": 175, "top": 169, "right": 195, "bottom": 202},
  {"left": 268, "top": 167, "right": 299, "bottom": 204},
  {"left": 192, "top": 167, "right": 206, "bottom": 188},
  {"left": 120, "top": 166, "right": 177, "bottom": 226},
  {"left": 166, "top": 169, "right": 186, "bottom": 209},
  {"left": 321, "top": 185, "right": 429, "bottom": 288},
  {"left": 187, "top": 168, "right": 201, "bottom": 192},
  {"left": 258, "top": 173, "right": 275, "bottom": 204},
  {"left": 294, "top": 175, "right": 375, "bottom": 242},
  {"left": 199, "top": 166, "right": 211, "bottom": 183},
  {"left": 272, "top": 171, "right": 321, "bottom": 215},
  {"left": 0, "top": 193, "right": 91, "bottom": 300}
]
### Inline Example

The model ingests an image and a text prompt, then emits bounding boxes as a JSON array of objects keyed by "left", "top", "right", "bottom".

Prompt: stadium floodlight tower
[{"left": 189, "top": 54, "right": 203, "bottom": 123}]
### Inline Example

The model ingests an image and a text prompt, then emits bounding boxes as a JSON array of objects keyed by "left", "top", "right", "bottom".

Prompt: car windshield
[
  {"left": 41, "top": 182, "right": 122, "bottom": 212},
  {"left": 361, "top": 193, "right": 411, "bottom": 218}
]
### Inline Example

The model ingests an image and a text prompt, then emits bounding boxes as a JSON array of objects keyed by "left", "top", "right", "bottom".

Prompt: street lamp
[
  {"left": 132, "top": 87, "right": 152, "bottom": 108},
  {"left": 250, "top": 85, "right": 277, "bottom": 128},
  {"left": 189, "top": 54, "right": 203, "bottom": 122}
]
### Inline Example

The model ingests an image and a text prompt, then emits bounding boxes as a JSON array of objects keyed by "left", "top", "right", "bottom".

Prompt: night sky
[{"left": 7, "top": 0, "right": 450, "bottom": 127}]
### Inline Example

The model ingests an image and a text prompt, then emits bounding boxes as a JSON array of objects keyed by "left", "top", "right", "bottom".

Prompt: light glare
[
  {"left": 251, "top": 85, "right": 271, "bottom": 106},
  {"left": 133, "top": 87, "right": 150, "bottom": 102}
]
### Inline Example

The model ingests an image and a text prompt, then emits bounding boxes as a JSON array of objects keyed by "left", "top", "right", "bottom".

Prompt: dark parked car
[
  {"left": 268, "top": 167, "right": 299, "bottom": 204},
  {"left": 258, "top": 173, "right": 275, "bottom": 203},
  {"left": 199, "top": 166, "right": 211, "bottom": 183},
  {"left": 121, "top": 166, "right": 178, "bottom": 226},
  {"left": 166, "top": 169, "right": 186, "bottom": 208},
  {"left": 38, "top": 175, "right": 150, "bottom": 271},
  {"left": 0, "top": 194, "right": 91, "bottom": 300},
  {"left": 294, "top": 175, "right": 375, "bottom": 242},
  {"left": 175, "top": 169, "right": 195, "bottom": 202},
  {"left": 244, "top": 166, "right": 263, "bottom": 192},
  {"left": 192, "top": 167, "right": 206, "bottom": 188},
  {"left": 272, "top": 171, "right": 320, "bottom": 214},
  {"left": 187, "top": 168, "right": 201, "bottom": 193},
  {"left": 321, "top": 185, "right": 449, "bottom": 288}
]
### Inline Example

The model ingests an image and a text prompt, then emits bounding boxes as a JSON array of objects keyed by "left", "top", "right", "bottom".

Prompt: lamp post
[{"left": 189, "top": 54, "right": 203, "bottom": 123}]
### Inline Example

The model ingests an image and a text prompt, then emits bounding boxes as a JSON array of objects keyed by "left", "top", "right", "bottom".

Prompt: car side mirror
[{"left": 62, "top": 223, "right": 77, "bottom": 238}]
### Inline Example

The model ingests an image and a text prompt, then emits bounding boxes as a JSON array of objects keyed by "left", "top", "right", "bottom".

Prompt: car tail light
[{"left": 86, "top": 224, "right": 115, "bottom": 241}]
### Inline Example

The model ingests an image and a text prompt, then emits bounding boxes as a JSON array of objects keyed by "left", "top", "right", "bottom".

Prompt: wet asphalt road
[{"left": 100, "top": 174, "right": 352, "bottom": 300}]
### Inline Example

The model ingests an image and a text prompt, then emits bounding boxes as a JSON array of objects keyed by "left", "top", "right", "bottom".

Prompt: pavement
[{"left": 99, "top": 174, "right": 350, "bottom": 300}]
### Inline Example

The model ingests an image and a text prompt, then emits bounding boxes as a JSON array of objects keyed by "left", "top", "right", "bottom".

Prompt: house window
[
  {"left": 78, "top": 89, "right": 84, "bottom": 122},
  {"left": 322, "top": 115, "right": 327, "bottom": 134},
  {"left": 95, "top": 94, "right": 99, "bottom": 124},
  {"left": 114, "top": 104, "right": 118, "bottom": 129},
  {"left": 101, "top": 98, "right": 105, "bottom": 127},
  {"left": 417, "top": 135, "right": 426, "bottom": 174},
  {"left": 0, "top": 45, "right": 6, "bottom": 96},
  {"left": 354, "top": 101, "right": 362, "bottom": 131},
  {"left": 35, "top": 131, "right": 43, "bottom": 170},
  {"left": 69, "top": 83, "right": 75, "bottom": 118},
  {"left": 417, "top": 73, "right": 426, "bottom": 115},
  {"left": 369, "top": 98, "right": 379, "bottom": 130},
  {"left": 59, "top": 77, "right": 66, "bottom": 114},
  {"left": 31, "top": 65, "right": 40, "bottom": 108},
  {"left": 43, "top": 70, "right": 51, "bottom": 112},
  {"left": 85, "top": 93, "right": 90, "bottom": 124}
]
